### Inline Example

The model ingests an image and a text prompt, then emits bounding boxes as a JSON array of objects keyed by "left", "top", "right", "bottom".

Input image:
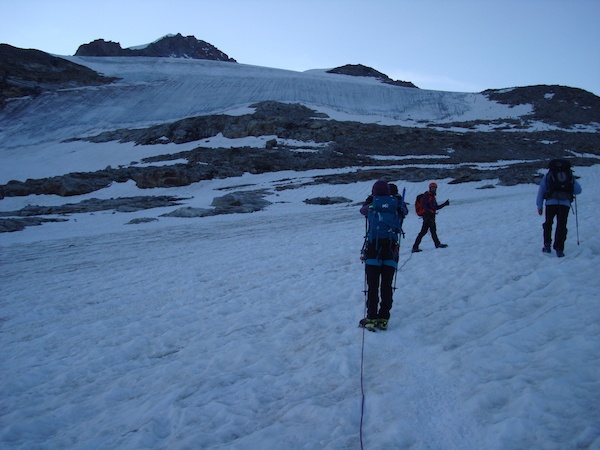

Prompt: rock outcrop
[
  {"left": 161, "top": 190, "right": 272, "bottom": 218},
  {"left": 0, "top": 196, "right": 186, "bottom": 232},
  {"left": 75, "top": 34, "right": 236, "bottom": 62},
  {"left": 484, "top": 85, "right": 600, "bottom": 128},
  {"left": 327, "top": 64, "right": 418, "bottom": 88},
  {"left": 0, "top": 44, "right": 116, "bottom": 106}
]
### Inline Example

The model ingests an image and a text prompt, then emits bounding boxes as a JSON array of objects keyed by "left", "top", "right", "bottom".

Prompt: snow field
[{"left": 1, "top": 165, "right": 599, "bottom": 448}]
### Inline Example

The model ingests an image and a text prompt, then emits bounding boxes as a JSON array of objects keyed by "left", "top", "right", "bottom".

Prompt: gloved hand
[
  {"left": 441, "top": 199, "right": 450, "bottom": 207},
  {"left": 538, "top": 208, "right": 543, "bottom": 215}
]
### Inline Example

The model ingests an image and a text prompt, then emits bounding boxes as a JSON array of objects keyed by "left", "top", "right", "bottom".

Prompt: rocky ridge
[
  {"left": 75, "top": 33, "right": 236, "bottom": 62},
  {"left": 327, "top": 64, "right": 418, "bottom": 88},
  {"left": 0, "top": 44, "right": 117, "bottom": 107},
  {"left": 484, "top": 85, "right": 600, "bottom": 128}
]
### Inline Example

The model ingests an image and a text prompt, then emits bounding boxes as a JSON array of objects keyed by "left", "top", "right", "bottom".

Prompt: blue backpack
[{"left": 367, "top": 196, "right": 400, "bottom": 244}]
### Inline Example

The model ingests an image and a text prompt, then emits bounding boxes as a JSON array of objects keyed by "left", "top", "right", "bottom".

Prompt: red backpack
[{"left": 414, "top": 192, "right": 428, "bottom": 216}]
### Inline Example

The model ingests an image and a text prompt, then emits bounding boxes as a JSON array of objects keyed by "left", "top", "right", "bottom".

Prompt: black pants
[
  {"left": 364, "top": 239, "right": 398, "bottom": 320},
  {"left": 413, "top": 215, "right": 440, "bottom": 249},
  {"left": 543, "top": 204, "right": 570, "bottom": 251},
  {"left": 365, "top": 264, "right": 396, "bottom": 320}
]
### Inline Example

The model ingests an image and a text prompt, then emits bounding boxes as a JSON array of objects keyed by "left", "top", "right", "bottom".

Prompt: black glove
[{"left": 441, "top": 199, "right": 450, "bottom": 208}]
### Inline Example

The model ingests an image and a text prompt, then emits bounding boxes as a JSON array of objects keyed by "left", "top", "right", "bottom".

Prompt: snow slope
[
  {"left": 0, "top": 57, "right": 532, "bottom": 147},
  {"left": 1, "top": 162, "right": 599, "bottom": 449},
  {"left": 1, "top": 56, "right": 599, "bottom": 449}
]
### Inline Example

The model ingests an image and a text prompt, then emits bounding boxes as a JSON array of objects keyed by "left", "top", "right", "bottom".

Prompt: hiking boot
[
  {"left": 556, "top": 250, "right": 565, "bottom": 258},
  {"left": 542, "top": 245, "right": 551, "bottom": 253},
  {"left": 412, "top": 247, "right": 422, "bottom": 253},
  {"left": 376, "top": 319, "right": 388, "bottom": 330},
  {"left": 436, "top": 243, "right": 448, "bottom": 248},
  {"left": 359, "top": 318, "right": 377, "bottom": 332}
]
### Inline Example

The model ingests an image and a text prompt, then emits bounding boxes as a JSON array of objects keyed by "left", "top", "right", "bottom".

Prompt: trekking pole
[
  {"left": 361, "top": 216, "right": 369, "bottom": 306},
  {"left": 361, "top": 216, "right": 368, "bottom": 263},
  {"left": 359, "top": 268, "right": 368, "bottom": 450},
  {"left": 392, "top": 187, "right": 407, "bottom": 292},
  {"left": 393, "top": 232, "right": 401, "bottom": 292},
  {"left": 574, "top": 196, "right": 580, "bottom": 245},
  {"left": 400, "top": 187, "right": 407, "bottom": 238}
]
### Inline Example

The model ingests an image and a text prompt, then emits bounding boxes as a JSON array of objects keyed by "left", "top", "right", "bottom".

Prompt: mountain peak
[
  {"left": 327, "top": 64, "right": 417, "bottom": 88},
  {"left": 74, "top": 33, "right": 236, "bottom": 62}
]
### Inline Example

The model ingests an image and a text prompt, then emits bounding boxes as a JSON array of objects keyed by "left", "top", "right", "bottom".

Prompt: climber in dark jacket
[{"left": 412, "top": 182, "right": 449, "bottom": 252}]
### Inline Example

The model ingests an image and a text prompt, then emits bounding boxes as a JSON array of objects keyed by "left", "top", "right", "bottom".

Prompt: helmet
[{"left": 429, "top": 182, "right": 438, "bottom": 189}]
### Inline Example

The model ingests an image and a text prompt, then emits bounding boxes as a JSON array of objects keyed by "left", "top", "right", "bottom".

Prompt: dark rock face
[
  {"left": 0, "top": 44, "right": 117, "bottom": 105},
  {"left": 327, "top": 64, "right": 418, "bottom": 88},
  {"left": 74, "top": 39, "right": 124, "bottom": 57},
  {"left": 75, "top": 34, "right": 236, "bottom": 62},
  {"left": 484, "top": 85, "right": 600, "bottom": 128}
]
